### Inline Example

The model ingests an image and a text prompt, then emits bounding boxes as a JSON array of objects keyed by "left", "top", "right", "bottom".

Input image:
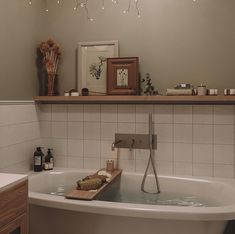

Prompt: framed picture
[
  {"left": 107, "top": 57, "right": 139, "bottom": 95},
  {"left": 77, "top": 40, "right": 119, "bottom": 95}
]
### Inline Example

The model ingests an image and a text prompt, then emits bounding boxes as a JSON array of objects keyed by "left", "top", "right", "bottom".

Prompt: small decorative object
[
  {"left": 208, "top": 89, "right": 218, "bottom": 96},
  {"left": 106, "top": 160, "right": 115, "bottom": 172},
  {"left": 107, "top": 57, "right": 139, "bottom": 95},
  {"left": 141, "top": 73, "right": 158, "bottom": 95},
  {"left": 64, "top": 91, "right": 70, "bottom": 96},
  {"left": 224, "top": 89, "right": 235, "bottom": 96},
  {"left": 78, "top": 41, "right": 119, "bottom": 95},
  {"left": 166, "top": 83, "right": 193, "bottom": 96},
  {"left": 197, "top": 84, "right": 207, "bottom": 96},
  {"left": 38, "top": 39, "right": 62, "bottom": 96},
  {"left": 82, "top": 88, "right": 89, "bottom": 96},
  {"left": 175, "top": 83, "right": 193, "bottom": 90}
]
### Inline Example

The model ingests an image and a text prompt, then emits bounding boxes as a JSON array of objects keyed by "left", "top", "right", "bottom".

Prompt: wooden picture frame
[
  {"left": 107, "top": 57, "right": 139, "bottom": 95},
  {"left": 77, "top": 41, "right": 119, "bottom": 95}
]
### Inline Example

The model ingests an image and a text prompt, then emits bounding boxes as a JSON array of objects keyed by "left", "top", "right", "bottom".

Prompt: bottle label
[{"left": 34, "top": 156, "right": 41, "bottom": 165}]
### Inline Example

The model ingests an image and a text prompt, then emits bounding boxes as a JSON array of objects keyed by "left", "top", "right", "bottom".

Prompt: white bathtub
[{"left": 29, "top": 168, "right": 235, "bottom": 234}]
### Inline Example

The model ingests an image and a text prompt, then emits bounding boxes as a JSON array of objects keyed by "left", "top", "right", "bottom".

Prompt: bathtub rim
[{"left": 28, "top": 168, "right": 235, "bottom": 221}]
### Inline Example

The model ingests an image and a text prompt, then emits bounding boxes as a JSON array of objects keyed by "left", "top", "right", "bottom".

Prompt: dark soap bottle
[{"left": 33, "top": 147, "right": 44, "bottom": 172}]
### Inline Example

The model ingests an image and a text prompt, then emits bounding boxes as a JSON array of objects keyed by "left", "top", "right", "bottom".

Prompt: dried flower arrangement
[
  {"left": 38, "top": 39, "right": 62, "bottom": 96},
  {"left": 141, "top": 73, "right": 158, "bottom": 95}
]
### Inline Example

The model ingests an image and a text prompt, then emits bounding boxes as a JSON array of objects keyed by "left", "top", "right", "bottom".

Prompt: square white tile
[
  {"left": 136, "top": 105, "right": 153, "bottom": 123},
  {"left": 214, "top": 164, "right": 234, "bottom": 178},
  {"left": 68, "top": 139, "right": 84, "bottom": 157},
  {"left": 214, "top": 105, "right": 234, "bottom": 125},
  {"left": 214, "top": 144, "right": 234, "bottom": 164},
  {"left": 117, "top": 105, "right": 135, "bottom": 123},
  {"left": 68, "top": 104, "right": 84, "bottom": 122},
  {"left": 193, "top": 124, "right": 213, "bottom": 144},
  {"left": 52, "top": 105, "right": 67, "bottom": 121},
  {"left": 84, "top": 158, "right": 100, "bottom": 170},
  {"left": 174, "top": 162, "right": 193, "bottom": 176},
  {"left": 84, "top": 105, "right": 101, "bottom": 122},
  {"left": 117, "top": 159, "right": 135, "bottom": 172},
  {"left": 193, "top": 144, "right": 213, "bottom": 163},
  {"left": 156, "top": 161, "right": 173, "bottom": 175},
  {"left": 118, "top": 123, "right": 135, "bottom": 134},
  {"left": 174, "top": 124, "right": 192, "bottom": 143},
  {"left": 214, "top": 125, "right": 234, "bottom": 144},
  {"left": 39, "top": 104, "right": 52, "bottom": 121},
  {"left": 51, "top": 139, "right": 68, "bottom": 156},
  {"left": 174, "top": 143, "right": 193, "bottom": 162},
  {"left": 155, "top": 142, "right": 173, "bottom": 161},
  {"left": 68, "top": 122, "right": 83, "bottom": 139},
  {"left": 154, "top": 124, "right": 173, "bottom": 142},
  {"left": 101, "top": 105, "right": 118, "bottom": 123},
  {"left": 193, "top": 163, "right": 213, "bottom": 177},
  {"left": 84, "top": 140, "right": 101, "bottom": 158},
  {"left": 136, "top": 123, "right": 148, "bottom": 134},
  {"left": 101, "top": 140, "right": 117, "bottom": 158},
  {"left": 54, "top": 156, "right": 68, "bottom": 167},
  {"left": 193, "top": 105, "right": 213, "bottom": 124},
  {"left": 101, "top": 122, "right": 117, "bottom": 140},
  {"left": 40, "top": 121, "right": 51, "bottom": 138},
  {"left": 135, "top": 149, "right": 150, "bottom": 160},
  {"left": 51, "top": 122, "right": 67, "bottom": 138},
  {"left": 84, "top": 122, "right": 100, "bottom": 140},
  {"left": 173, "top": 105, "right": 192, "bottom": 124},
  {"left": 154, "top": 105, "right": 173, "bottom": 124},
  {"left": 68, "top": 157, "right": 84, "bottom": 169}
]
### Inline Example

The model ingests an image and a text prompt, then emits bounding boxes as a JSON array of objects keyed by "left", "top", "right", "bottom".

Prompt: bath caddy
[{"left": 65, "top": 169, "right": 122, "bottom": 201}]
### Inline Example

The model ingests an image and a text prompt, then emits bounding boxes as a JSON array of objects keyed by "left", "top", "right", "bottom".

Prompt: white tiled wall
[
  {"left": 0, "top": 102, "right": 40, "bottom": 173},
  {"left": 39, "top": 104, "right": 235, "bottom": 178}
]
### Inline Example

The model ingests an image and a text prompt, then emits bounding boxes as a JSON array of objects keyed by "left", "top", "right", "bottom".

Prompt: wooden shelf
[{"left": 34, "top": 95, "right": 235, "bottom": 105}]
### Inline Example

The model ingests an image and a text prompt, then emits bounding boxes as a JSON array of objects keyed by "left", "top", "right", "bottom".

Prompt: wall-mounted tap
[{"left": 111, "top": 140, "right": 122, "bottom": 151}]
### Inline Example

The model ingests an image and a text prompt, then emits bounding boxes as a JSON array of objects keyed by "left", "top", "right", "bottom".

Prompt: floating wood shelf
[{"left": 34, "top": 95, "right": 235, "bottom": 105}]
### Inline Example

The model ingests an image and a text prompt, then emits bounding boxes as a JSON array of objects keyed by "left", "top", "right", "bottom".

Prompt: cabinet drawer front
[
  {"left": 0, "top": 213, "right": 27, "bottom": 234},
  {"left": 0, "top": 181, "right": 28, "bottom": 229}
]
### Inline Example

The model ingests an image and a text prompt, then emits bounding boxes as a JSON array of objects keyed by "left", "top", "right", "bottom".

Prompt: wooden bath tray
[{"left": 65, "top": 169, "right": 122, "bottom": 201}]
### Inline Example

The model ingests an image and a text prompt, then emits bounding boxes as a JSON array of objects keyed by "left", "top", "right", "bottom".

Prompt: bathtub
[{"left": 29, "top": 168, "right": 235, "bottom": 234}]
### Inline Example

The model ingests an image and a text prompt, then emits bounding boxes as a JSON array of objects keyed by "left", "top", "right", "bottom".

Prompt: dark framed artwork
[{"left": 107, "top": 57, "right": 139, "bottom": 95}]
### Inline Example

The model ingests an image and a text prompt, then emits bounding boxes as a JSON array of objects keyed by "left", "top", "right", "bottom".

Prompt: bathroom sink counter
[{"left": 0, "top": 173, "right": 27, "bottom": 192}]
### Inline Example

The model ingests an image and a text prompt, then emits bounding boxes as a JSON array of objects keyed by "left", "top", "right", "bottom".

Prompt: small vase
[{"left": 47, "top": 73, "right": 56, "bottom": 96}]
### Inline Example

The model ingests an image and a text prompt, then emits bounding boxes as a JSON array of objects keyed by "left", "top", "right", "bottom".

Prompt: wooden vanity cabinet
[{"left": 0, "top": 181, "right": 28, "bottom": 234}]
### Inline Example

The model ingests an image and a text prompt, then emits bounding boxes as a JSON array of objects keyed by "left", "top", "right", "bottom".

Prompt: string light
[
  {"left": 123, "top": 0, "right": 141, "bottom": 17},
  {"left": 101, "top": 0, "right": 105, "bottom": 10},
  {"left": 28, "top": 0, "right": 141, "bottom": 20},
  {"left": 123, "top": 0, "right": 131, "bottom": 14},
  {"left": 45, "top": 0, "right": 49, "bottom": 12}
]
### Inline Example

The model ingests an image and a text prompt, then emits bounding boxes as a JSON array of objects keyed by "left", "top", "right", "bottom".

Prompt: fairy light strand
[
  {"left": 28, "top": 0, "right": 141, "bottom": 20},
  {"left": 135, "top": 0, "right": 141, "bottom": 18},
  {"left": 123, "top": 0, "right": 131, "bottom": 14},
  {"left": 101, "top": 0, "right": 105, "bottom": 10},
  {"left": 45, "top": 0, "right": 49, "bottom": 12},
  {"left": 79, "top": 0, "right": 94, "bottom": 21}
]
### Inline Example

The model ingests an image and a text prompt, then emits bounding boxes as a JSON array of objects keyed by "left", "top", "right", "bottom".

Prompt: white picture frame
[{"left": 77, "top": 40, "right": 119, "bottom": 94}]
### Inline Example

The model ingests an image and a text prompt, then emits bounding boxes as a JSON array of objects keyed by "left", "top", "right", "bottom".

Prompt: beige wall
[
  {"left": 0, "top": 0, "right": 45, "bottom": 100},
  {"left": 1, "top": 0, "right": 235, "bottom": 99},
  {"left": 45, "top": 0, "right": 235, "bottom": 94}
]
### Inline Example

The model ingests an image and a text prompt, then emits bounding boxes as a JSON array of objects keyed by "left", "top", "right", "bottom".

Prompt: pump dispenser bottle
[
  {"left": 44, "top": 148, "right": 54, "bottom": 170},
  {"left": 33, "top": 147, "right": 44, "bottom": 172}
]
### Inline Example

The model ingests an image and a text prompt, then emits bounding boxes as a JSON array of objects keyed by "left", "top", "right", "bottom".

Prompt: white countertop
[{"left": 0, "top": 173, "right": 27, "bottom": 192}]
